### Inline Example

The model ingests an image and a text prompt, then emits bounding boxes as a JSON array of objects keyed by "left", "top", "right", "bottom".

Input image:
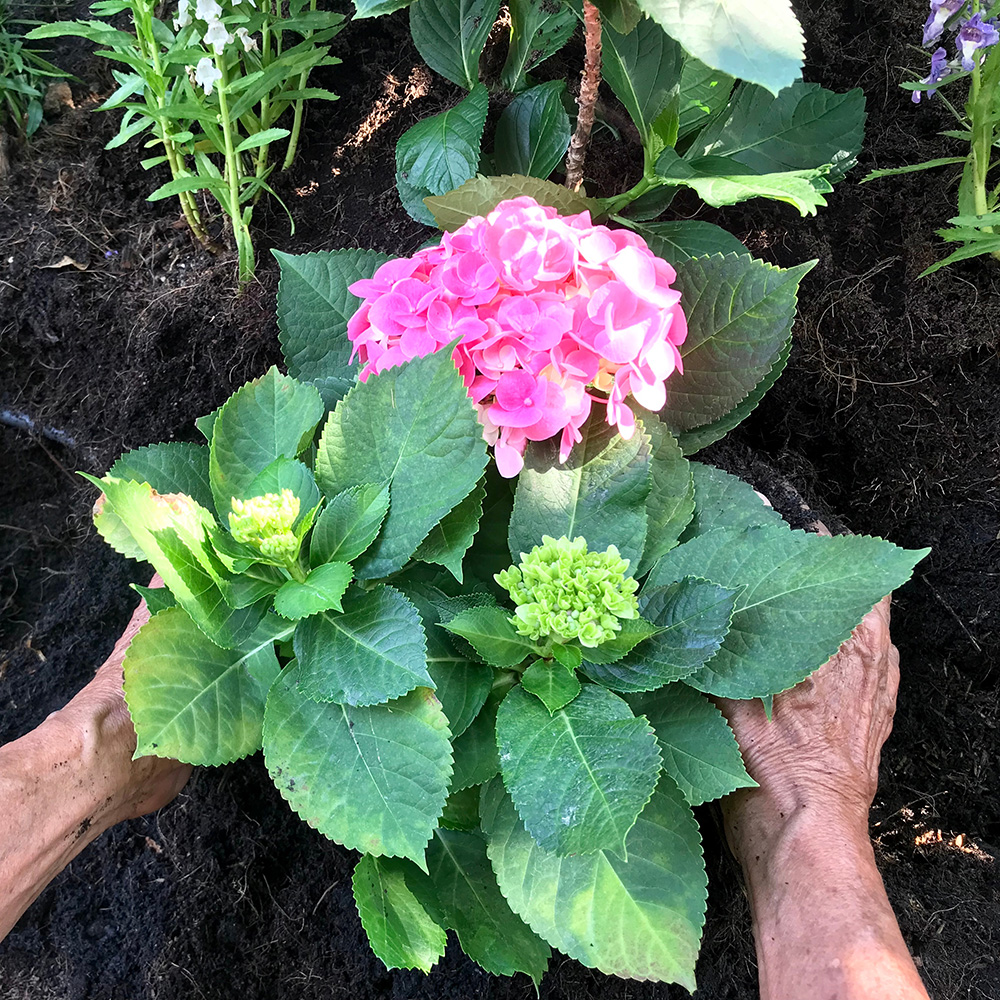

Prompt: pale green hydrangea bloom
[
  {"left": 229, "top": 489, "right": 300, "bottom": 562},
  {"left": 496, "top": 535, "right": 639, "bottom": 648}
]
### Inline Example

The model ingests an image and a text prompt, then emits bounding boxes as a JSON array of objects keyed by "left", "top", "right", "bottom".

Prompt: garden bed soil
[{"left": 1, "top": 0, "right": 998, "bottom": 997}]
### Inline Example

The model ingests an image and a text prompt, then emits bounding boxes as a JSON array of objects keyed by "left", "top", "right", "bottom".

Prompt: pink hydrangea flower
[{"left": 346, "top": 197, "right": 688, "bottom": 477}]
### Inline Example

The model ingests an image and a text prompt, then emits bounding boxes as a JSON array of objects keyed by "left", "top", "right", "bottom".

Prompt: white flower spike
[
  {"left": 235, "top": 26, "right": 258, "bottom": 51},
  {"left": 203, "top": 17, "right": 234, "bottom": 54},
  {"left": 195, "top": 0, "right": 223, "bottom": 21},
  {"left": 194, "top": 55, "right": 222, "bottom": 95},
  {"left": 174, "top": 0, "right": 192, "bottom": 29}
]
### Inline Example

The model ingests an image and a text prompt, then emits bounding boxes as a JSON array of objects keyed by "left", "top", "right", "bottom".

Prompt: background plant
[
  {"left": 864, "top": 0, "right": 1000, "bottom": 274},
  {"left": 28, "top": 0, "right": 343, "bottom": 281}
]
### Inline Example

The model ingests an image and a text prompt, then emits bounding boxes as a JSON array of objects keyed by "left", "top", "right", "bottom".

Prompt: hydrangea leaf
[
  {"left": 676, "top": 335, "right": 791, "bottom": 455},
  {"left": 352, "top": 0, "right": 414, "bottom": 19},
  {"left": 647, "top": 526, "right": 931, "bottom": 698},
  {"left": 414, "top": 481, "right": 485, "bottom": 583},
  {"left": 676, "top": 56, "right": 734, "bottom": 140},
  {"left": 496, "top": 684, "right": 662, "bottom": 858},
  {"left": 627, "top": 684, "right": 756, "bottom": 805},
  {"left": 209, "top": 366, "right": 324, "bottom": 515},
  {"left": 493, "top": 80, "right": 572, "bottom": 180},
  {"left": 273, "top": 562, "right": 353, "bottom": 620},
  {"left": 637, "top": 414, "right": 694, "bottom": 575},
  {"left": 450, "top": 672, "right": 516, "bottom": 791},
  {"left": 582, "top": 579, "right": 737, "bottom": 691},
  {"left": 634, "top": 0, "right": 804, "bottom": 96},
  {"left": 310, "top": 483, "right": 390, "bottom": 567},
  {"left": 440, "top": 785, "right": 482, "bottom": 831},
  {"left": 110, "top": 441, "right": 214, "bottom": 513},
  {"left": 661, "top": 253, "right": 813, "bottom": 432},
  {"left": 577, "top": 616, "right": 664, "bottom": 666},
  {"left": 274, "top": 248, "right": 390, "bottom": 408},
  {"left": 602, "top": 16, "right": 684, "bottom": 149},
  {"left": 408, "top": 0, "right": 500, "bottom": 90},
  {"left": 316, "top": 347, "right": 487, "bottom": 580},
  {"left": 627, "top": 219, "right": 747, "bottom": 264},
  {"left": 124, "top": 607, "right": 287, "bottom": 765},
  {"left": 520, "top": 659, "right": 581, "bottom": 714},
  {"left": 508, "top": 416, "right": 651, "bottom": 570},
  {"left": 352, "top": 855, "right": 447, "bottom": 973},
  {"left": 426, "top": 174, "right": 600, "bottom": 232},
  {"left": 501, "top": 0, "right": 576, "bottom": 92},
  {"left": 239, "top": 456, "right": 320, "bottom": 516},
  {"left": 130, "top": 583, "right": 176, "bottom": 615},
  {"left": 406, "top": 829, "right": 551, "bottom": 985},
  {"left": 443, "top": 605, "right": 537, "bottom": 667},
  {"left": 481, "top": 772, "right": 706, "bottom": 988},
  {"left": 693, "top": 82, "right": 867, "bottom": 182},
  {"left": 679, "top": 462, "right": 785, "bottom": 542},
  {"left": 293, "top": 585, "right": 431, "bottom": 706},
  {"left": 263, "top": 667, "right": 452, "bottom": 867}
]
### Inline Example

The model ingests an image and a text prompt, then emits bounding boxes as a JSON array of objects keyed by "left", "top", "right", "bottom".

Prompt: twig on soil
[
  {"left": 920, "top": 574, "right": 983, "bottom": 653},
  {"left": 564, "top": 0, "right": 601, "bottom": 192}
]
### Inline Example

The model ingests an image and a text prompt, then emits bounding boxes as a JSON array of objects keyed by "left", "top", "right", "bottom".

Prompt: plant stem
[
  {"left": 255, "top": 0, "right": 272, "bottom": 182},
  {"left": 598, "top": 175, "right": 657, "bottom": 217},
  {"left": 215, "top": 55, "right": 255, "bottom": 282},
  {"left": 564, "top": 0, "right": 601, "bottom": 191},
  {"left": 282, "top": 0, "right": 317, "bottom": 171}
]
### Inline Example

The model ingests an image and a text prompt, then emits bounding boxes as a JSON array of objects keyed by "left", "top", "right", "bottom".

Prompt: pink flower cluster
[{"left": 346, "top": 197, "right": 688, "bottom": 477}]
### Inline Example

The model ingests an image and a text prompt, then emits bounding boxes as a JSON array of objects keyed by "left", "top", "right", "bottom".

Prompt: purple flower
[
  {"left": 913, "top": 46, "right": 952, "bottom": 102},
  {"left": 957, "top": 12, "right": 1000, "bottom": 70},
  {"left": 923, "top": 0, "right": 967, "bottom": 45}
]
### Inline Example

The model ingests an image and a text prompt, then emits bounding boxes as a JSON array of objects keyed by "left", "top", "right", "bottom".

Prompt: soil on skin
[{"left": 1, "top": 0, "right": 997, "bottom": 997}]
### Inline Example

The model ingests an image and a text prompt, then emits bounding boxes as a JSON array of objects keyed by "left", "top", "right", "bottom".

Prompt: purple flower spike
[
  {"left": 914, "top": 46, "right": 952, "bottom": 102},
  {"left": 957, "top": 12, "right": 1000, "bottom": 70},
  {"left": 923, "top": 0, "right": 967, "bottom": 45}
]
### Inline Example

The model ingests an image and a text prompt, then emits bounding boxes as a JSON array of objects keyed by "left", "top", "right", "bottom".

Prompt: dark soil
[{"left": 1, "top": 0, "right": 998, "bottom": 997}]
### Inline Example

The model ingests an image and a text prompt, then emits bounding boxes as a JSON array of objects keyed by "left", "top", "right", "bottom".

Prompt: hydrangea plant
[{"left": 86, "top": 197, "right": 928, "bottom": 990}]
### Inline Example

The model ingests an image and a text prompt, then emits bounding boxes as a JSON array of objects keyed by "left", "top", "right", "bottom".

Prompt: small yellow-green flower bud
[
  {"left": 229, "top": 489, "right": 301, "bottom": 564},
  {"left": 495, "top": 535, "right": 639, "bottom": 648}
]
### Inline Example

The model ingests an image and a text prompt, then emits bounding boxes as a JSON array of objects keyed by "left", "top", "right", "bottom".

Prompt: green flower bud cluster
[
  {"left": 229, "top": 489, "right": 301, "bottom": 563},
  {"left": 496, "top": 535, "right": 639, "bottom": 648}
]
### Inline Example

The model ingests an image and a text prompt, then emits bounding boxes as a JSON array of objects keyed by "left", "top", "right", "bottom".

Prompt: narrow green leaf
[
  {"left": 414, "top": 481, "right": 485, "bottom": 583},
  {"left": 443, "top": 605, "right": 537, "bottom": 667},
  {"left": 501, "top": 0, "right": 576, "bottom": 92},
  {"left": 263, "top": 668, "right": 452, "bottom": 866},
  {"left": 409, "top": 0, "right": 501, "bottom": 89},
  {"left": 234, "top": 126, "right": 290, "bottom": 152},
  {"left": 497, "top": 684, "right": 661, "bottom": 857},
  {"left": 273, "top": 562, "right": 353, "bottom": 619},
  {"left": 520, "top": 660, "right": 581, "bottom": 713},
  {"left": 493, "top": 80, "right": 571, "bottom": 179},
  {"left": 310, "top": 483, "right": 390, "bottom": 566}
]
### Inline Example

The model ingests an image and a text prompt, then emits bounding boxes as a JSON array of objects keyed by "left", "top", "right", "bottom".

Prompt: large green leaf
[
  {"left": 508, "top": 415, "right": 651, "bottom": 569},
  {"left": 602, "top": 16, "right": 684, "bottom": 148},
  {"left": 316, "top": 347, "right": 487, "bottom": 579},
  {"left": 209, "top": 366, "right": 324, "bottom": 514},
  {"left": 647, "top": 526, "right": 931, "bottom": 698},
  {"left": 443, "top": 604, "right": 537, "bottom": 667},
  {"left": 676, "top": 55, "right": 734, "bottom": 140},
  {"left": 500, "top": 0, "right": 576, "bottom": 92},
  {"left": 481, "top": 773, "right": 706, "bottom": 988},
  {"left": 263, "top": 668, "right": 452, "bottom": 866},
  {"left": 450, "top": 671, "right": 516, "bottom": 790},
  {"left": 273, "top": 561, "right": 353, "bottom": 620},
  {"left": 693, "top": 82, "right": 866, "bottom": 181},
  {"left": 520, "top": 659, "right": 581, "bottom": 713},
  {"left": 493, "top": 80, "right": 571, "bottom": 180},
  {"left": 124, "top": 608, "right": 286, "bottom": 764},
  {"left": 635, "top": 0, "right": 804, "bottom": 96},
  {"left": 408, "top": 0, "right": 500, "bottom": 90},
  {"left": 309, "top": 483, "right": 390, "bottom": 566},
  {"left": 352, "top": 855, "right": 447, "bottom": 972},
  {"left": 109, "top": 441, "right": 214, "bottom": 513},
  {"left": 426, "top": 174, "right": 600, "bottom": 231},
  {"left": 637, "top": 414, "right": 693, "bottom": 575},
  {"left": 353, "top": 0, "right": 414, "bottom": 18},
  {"left": 581, "top": 578, "right": 736, "bottom": 691},
  {"left": 496, "top": 684, "right": 661, "bottom": 858},
  {"left": 628, "top": 219, "right": 747, "bottom": 264},
  {"left": 407, "top": 829, "right": 551, "bottom": 984},
  {"left": 293, "top": 585, "right": 432, "bottom": 706},
  {"left": 396, "top": 83, "right": 489, "bottom": 223},
  {"left": 274, "top": 249, "right": 390, "bottom": 408},
  {"left": 662, "top": 253, "right": 813, "bottom": 432},
  {"left": 628, "top": 684, "right": 756, "bottom": 805},
  {"left": 678, "top": 462, "right": 784, "bottom": 542},
  {"left": 414, "top": 480, "right": 485, "bottom": 583},
  {"left": 239, "top": 456, "right": 321, "bottom": 517}
]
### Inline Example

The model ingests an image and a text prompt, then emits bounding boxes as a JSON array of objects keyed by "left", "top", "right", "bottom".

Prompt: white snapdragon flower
[
  {"left": 235, "top": 26, "right": 258, "bottom": 51},
  {"left": 203, "top": 17, "right": 234, "bottom": 54},
  {"left": 174, "top": 0, "right": 192, "bottom": 29},
  {"left": 194, "top": 56, "right": 222, "bottom": 94},
  {"left": 195, "top": 0, "right": 223, "bottom": 21}
]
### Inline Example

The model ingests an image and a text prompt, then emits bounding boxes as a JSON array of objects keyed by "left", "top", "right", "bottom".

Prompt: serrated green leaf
[
  {"left": 627, "top": 684, "right": 755, "bottom": 805},
  {"left": 647, "top": 526, "right": 931, "bottom": 698},
  {"left": 273, "top": 248, "right": 391, "bottom": 408},
  {"left": 239, "top": 456, "right": 321, "bottom": 518},
  {"left": 426, "top": 173, "right": 600, "bottom": 231},
  {"left": 408, "top": 0, "right": 500, "bottom": 89},
  {"left": 501, "top": 0, "right": 575, "bottom": 92},
  {"left": 493, "top": 80, "right": 571, "bottom": 179},
  {"left": 451, "top": 671, "right": 516, "bottom": 790},
  {"left": 582, "top": 579, "right": 737, "bottom": 691},
  {"left": 497, "top": 684, "right": 661, "bottom": 857},
  {"left": 520, "top": 659, "right": 581, "bottom": 713},
  {"left": 592, "top": 0, "right": 641, "bottom": 33},
  {"left": 395, "top": 171, "right": 437, "bottom": 227},
  {"left": 310, "top": 483, "right": 390, "bottom": 566},
  {"left": 635, "top": 0, "right": 803, "bottom": 96},
  {"left": 637, "top": 414, "right": 693, "bottom": 575},
  {"left": 679, "top": 462, "right": 785, "bottom": 542},
  {"left": 273, "top": 562, "right": 353, "bottom": 619},
  {"left": 508, "top": 414, "right": 650, "bottom": 569},
  {"left": 293, "top": 585, "right": 431, "bottom": 706},
  {"left": 628, "top": 219, "right": 747, "bottom": 264},
  {"left": 414, "top": 481, "right": 485, "bottom": 583},
  {"left": 131, "top": 583, "right": 176, "bottom": 615},
  {"left": 440, "top": 783, "right": 482, "bottom": 830},
  {"left": 264, "top": 668, "right": 452, "bottom": 866},
  {"left": 109, "top": 441, "right": 214, "bottom": 513},
  {"left": 443, "top": 605, "right": 537, "bottom": 667},
  {"left": 124, "top": 608, "right": 286, "bottom": 764},
  {"left": 209, "top": 367, "right": 324, "bottom": 514},
  {"left": 353, "top": 855, "right": 447, "bottom": 973},
  {"left": 662, "top": 253, "right": 813, "bottom": 433},
  {"left": 550, "top": 641, "right": 583, "bottom": 670},
  {"left": 676, "top": 56, "right": 734, "bottom": 140},
  {"left": 481, "top": 772, "right": 706, "bottom": 988},
  {"left": 578, "top": 616, "right": 664, "bottom": 665},
  {"left": 352, "top": 0, "right": 414, "bottom": 16},
  {"left": 693, "top": 82, "right": 866, "bottom": 182},
  {"left": 316, "top": 348, "right": 487, "bottom": 579}
]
